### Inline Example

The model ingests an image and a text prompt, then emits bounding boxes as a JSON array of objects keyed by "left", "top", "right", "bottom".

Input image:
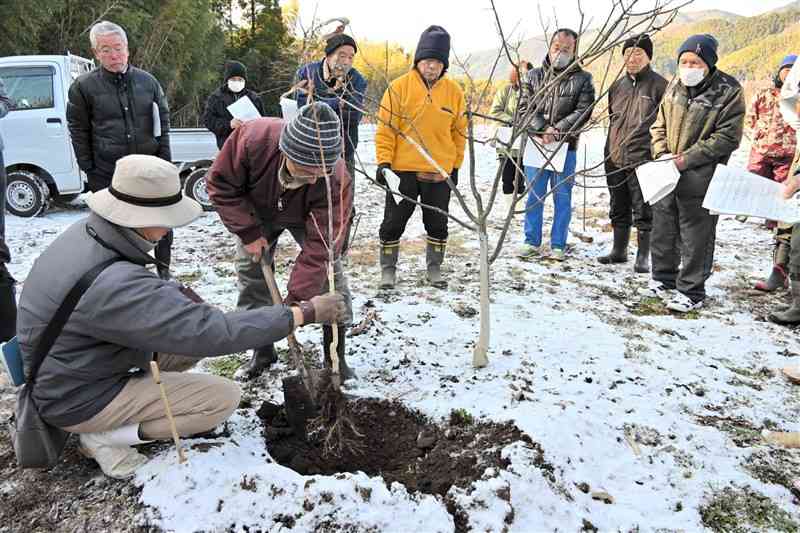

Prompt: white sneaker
[
  {"left": 665, "top": 292, "right": 703, "bottom": 313},
  {"left": 518, "top": 244, "right": 541, "bottom": 260},
  {"left": 549, "top": 248, "right": 566, "bottom": 262},
  {"left": 78, "top": 425, "right": 150, "bottom": 479},
  {"left": 637, "top": 280, "right": 675, "bottom": 301}
]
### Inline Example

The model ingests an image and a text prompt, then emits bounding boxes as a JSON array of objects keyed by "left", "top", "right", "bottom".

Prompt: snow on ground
[{"left": 4, "top": 126, "right": 800, "bottom": 531}]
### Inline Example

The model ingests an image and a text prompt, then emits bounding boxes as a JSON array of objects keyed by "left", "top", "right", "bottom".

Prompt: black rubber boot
[
  {"left": 598, "top": 226, "right": 630, "bottom": 264},
  {"left": 634, "top": 230, "right": 651, "bottom": 274},
  {"left": 0, "top": 268, "right": 16, "bottom": 343},
  {"left": 236, "top": 345, "right": 278, "bottom": 380},
  {"left": 755, "top": 241, "right": 790, "bottom": 292},
  {"left": 323, "top": 325, "right": 356, "bottom": 382},
  {"left": 426, "top": 238, "right": 447, "bottom": 289},
  {"left": 379, "top": 242, "right": 398, "bottom": 289},
  {"left": 769, "top": 274, "right": 800, "bottom": 325}
]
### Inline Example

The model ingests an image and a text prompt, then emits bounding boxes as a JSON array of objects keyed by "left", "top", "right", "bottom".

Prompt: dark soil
[
  {"left": 259, "top": 398, "right": 541, "bottom": 497},
  {"left": 0, "top": 423, "right": 158, "bottom": 533}
]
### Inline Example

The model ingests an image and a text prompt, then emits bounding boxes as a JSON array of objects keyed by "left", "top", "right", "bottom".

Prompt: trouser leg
[
  {"left": 675, "top": 194, "right": 718, "bottom": 302},
  {"left": 650, "top": 191, "right": 680, "bottom": 289}
]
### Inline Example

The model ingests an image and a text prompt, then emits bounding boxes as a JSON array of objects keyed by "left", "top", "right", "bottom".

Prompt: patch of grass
[
  {"left": 176, "top": 269, "right": 203, "bottom": 284},
  {"left": 744, "top": 448, "right": 800, "bottom": 491},
  {"left": 206, "top": 354, "right": 245, "bottom": 379},
  {"left": 449, "top": 408, "right": 475, "bottom": 427},
  {"left": 630, "top": 296, "right": 670, "bottom": 316},
  {"left": 699, "top": 485, "right": 798, "bottom": 533},
  {"left": 694, "top": 414, "right": 764, "bottom": 447}
]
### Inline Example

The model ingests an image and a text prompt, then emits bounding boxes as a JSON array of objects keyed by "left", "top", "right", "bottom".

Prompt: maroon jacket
[{"left": 207, "top": 118, "right": 352, "bottom": 303}]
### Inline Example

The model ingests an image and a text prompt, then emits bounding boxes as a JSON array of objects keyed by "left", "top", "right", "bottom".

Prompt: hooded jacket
[
  {"left": 650, "top": 68, "right": 746, "bottom": 197},
  {"left": 16, "top": 212, "right": 294, "bottom": 428},
  {"left": 206, "top": 118, "right": 352, "bottom": 303}
]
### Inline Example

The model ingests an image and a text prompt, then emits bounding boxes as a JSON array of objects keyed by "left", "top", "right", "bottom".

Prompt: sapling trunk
[{"left": 473, "top": 228, "right": 490, "bottom": 368}]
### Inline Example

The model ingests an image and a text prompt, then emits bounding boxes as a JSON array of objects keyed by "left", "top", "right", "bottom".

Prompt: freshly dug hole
[{"left": 258, "top": 398, "right": 537, "bottom": 496}]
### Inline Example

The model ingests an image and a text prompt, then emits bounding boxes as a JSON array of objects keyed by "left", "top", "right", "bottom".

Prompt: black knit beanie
[
  {"left": 623, "top": 34, "right": 653, "bottom": 60},
  {"left": 677, "top": 34, "right": 718, "bottom": 68},
  {"left": 414, "top": 25, "right": 451, "bottom": 70},
  {"left": 279, "top": 102, "right": 342, "bottom": 169},
  {"left": 224, "top": 60, "right": 247, "bottom": 81},
  {"left": 325, "top": 33, "right": 358, "bottom": 56}
]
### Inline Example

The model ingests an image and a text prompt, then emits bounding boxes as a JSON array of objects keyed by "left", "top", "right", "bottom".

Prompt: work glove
[
  {"left": 376, "top": 163, "right": 391, "bottom": 185},
  {"left": 310, "top": 292, "right": 347, "bottom": 324},
  {"left": 450, "top": 168, "right": 459, "bottom": 186}
]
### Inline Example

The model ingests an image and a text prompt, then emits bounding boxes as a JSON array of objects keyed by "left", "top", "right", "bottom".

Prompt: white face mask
[
  {"left": 228, "top": 79, "right": 245, "bottom": 93},
  {"left": 551, "top": 52, "right": 572, "bottom": 70},
  {"left": 679, "top": 67, "right": 705, "bottom": 87}
]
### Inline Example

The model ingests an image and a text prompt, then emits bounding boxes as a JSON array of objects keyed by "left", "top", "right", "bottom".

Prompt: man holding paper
[
  {"left": 67, "top": 21, "right": 174, "bottom": 279},
  {"left": 600, "top": 34, "right": 667, "bottom": 272},
  {"left": 646, "top": 34, "right": 745, "bottom": 312},
  {"left": 202, "top": 60, "right": 266, "bottom": 149},
  {"left": 518, "top": 28, "right": 595, "bottom": 262}
]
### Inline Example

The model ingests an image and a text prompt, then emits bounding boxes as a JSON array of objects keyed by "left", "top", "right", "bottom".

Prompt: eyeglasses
[{"left": 98, "top": 46, "right": 127, "bottom": 55}]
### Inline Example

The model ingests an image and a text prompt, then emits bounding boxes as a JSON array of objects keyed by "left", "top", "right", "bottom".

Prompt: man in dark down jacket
[
  {"left": 600, "top": 34, "right": 667, "bottom": 272},
  {"left": 207, "top": 102, "right": 355, "bottom": 381},
  {"left": 202, "top": 60, "right": 266, "bottom": 149},
  {"left": 16, "top": 154, "right": 345, "bottom": 479},
  {"left": 645, "top": 34, "right": 745, "bottom": 312},
  {"left": 66, "top": 21, "right": 174, "bottom": 278},
  {"left": 518, "top": 28, "right": 595, "bottom": 262}
]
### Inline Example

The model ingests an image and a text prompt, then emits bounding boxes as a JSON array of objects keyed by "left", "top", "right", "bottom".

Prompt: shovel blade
[{"left": 282, "top": 375, "right": 316, "bottom": 440}]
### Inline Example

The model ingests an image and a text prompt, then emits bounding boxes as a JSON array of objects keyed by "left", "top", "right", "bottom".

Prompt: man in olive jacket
[
  {"left": 600, "top": 34, "right": 667, "bottom": 272},
  {"left": 646, "top": 34, "right": 745, "bottom": 312},
  {"left": 66, "top": 21, "right": 173, "bottom": 278}
]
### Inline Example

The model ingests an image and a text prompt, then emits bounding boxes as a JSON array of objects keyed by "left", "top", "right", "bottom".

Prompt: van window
[{"left": 0, "top": 66, "right": 55, "bottom": 110}]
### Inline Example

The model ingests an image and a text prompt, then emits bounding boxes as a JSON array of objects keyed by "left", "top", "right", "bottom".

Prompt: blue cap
[{"left": 677, "top": 34, "right": 718, "bottom": 68}]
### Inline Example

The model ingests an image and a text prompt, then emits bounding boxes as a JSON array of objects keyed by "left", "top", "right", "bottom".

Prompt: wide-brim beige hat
[{"left": 88, "top": 154, "right": 202, "bottom": 229}]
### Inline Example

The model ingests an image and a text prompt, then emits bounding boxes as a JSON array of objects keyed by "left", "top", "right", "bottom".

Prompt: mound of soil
[{"left": 258, "top": 398, "right": 537, "bottom": 496}]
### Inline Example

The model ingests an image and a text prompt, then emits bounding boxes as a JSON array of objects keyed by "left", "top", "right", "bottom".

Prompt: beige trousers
[{"left": 62, "top": 354, "right": 241, "bottom": 440}]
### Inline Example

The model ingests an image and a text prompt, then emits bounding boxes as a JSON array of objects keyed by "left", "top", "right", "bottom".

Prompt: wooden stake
[
  {"left": 150, "top": 361, "right": 187, "bottom": 464},
  {"left": 327, "top": 261, "right": 341, "bottom": 387}
]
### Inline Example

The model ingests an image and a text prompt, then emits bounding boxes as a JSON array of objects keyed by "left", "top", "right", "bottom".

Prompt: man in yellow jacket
[{"left": 375, "top": 25, "right": 467, "bottom": 289}]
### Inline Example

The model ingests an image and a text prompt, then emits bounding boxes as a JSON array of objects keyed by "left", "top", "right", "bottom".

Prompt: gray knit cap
[{"left": 279, "top": 102, "right": 342, "bottom": 169}]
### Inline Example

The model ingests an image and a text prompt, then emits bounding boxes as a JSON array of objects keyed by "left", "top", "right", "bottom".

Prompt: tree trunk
[{"left": 473, "top": 228, "right": 490, "bottom": 368}]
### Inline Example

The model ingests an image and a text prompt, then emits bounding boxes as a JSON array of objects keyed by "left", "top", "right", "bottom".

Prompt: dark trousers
[
  {"left": 342, "top": 153, "right": 356, "bottom": 254},
  {"left": 605, "top": 160, "right": 652, "bottom": 231},
  {"left": 378, "top": 172, "right": 451, "bottom": 243},
  {"left": 788, "top": 224, "right": 800, "bottom": 275},
  {"left": 651, "top": 191, "right": 718, "bottom": 302},
  {"left": 500, "top": 155, "right": 525, "bottom": 194},
  {"left": 1, "top": 158, "right": 15, "bottom": 342}
]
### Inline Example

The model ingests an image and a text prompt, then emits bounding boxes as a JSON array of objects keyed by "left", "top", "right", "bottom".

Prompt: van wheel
[
  {"left": 5, "top": 170, "right": 50, "bottom": 217},
  {"left": 183, "top": 167, "right": 214, "bottom": 211}
]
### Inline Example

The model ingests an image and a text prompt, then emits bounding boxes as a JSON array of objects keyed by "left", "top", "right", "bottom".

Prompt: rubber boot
[
  {"left": 755, "top": 241, "right": 790, "bottom": 292},
  {"left": 598, "top": 226, "right": 630, "bottom": 264},
  {"left": 323, "top": 324, "right": 356, "bottom": 382},
  {"left": 235, "top": 345, "right": 278, "bottom": 380},
  {"left": 78, "top": 424, "right": 151, "bottom": 479},
  {"left": 769, "top": 274, "right": 800, "bottom": 325},
  {"left": 0, "top": 268, "right": 16, "bottom": 343},
  {"left": 634, "top": 230, "right": 651, "bottom": 274},
  {"left": 380, "top": 242, "right": 399, "bottom": 289},
  {"left": 426, "top": 238, "right": 447, "bottom": 289}
]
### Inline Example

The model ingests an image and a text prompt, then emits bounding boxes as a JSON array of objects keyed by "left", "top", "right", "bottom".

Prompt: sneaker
[
  {"left": 518, "top": 244, "right": 541, "bottom": 260},
  {"left": 78, "top": 431, "right": 149, "bottom": 479},
  {"left": 665, "top": 292, "right": 703, "bottom": 313},
  {"left": 549, "top": 248, "right": 566, "bottom": 261},
  {"left": 637, "top": 280, "right": 675, "bottom": 301}
]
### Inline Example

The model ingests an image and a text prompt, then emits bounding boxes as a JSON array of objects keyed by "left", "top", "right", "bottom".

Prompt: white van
[{"left": 0, "top": 54, "right": 218, "bottom": 217}]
